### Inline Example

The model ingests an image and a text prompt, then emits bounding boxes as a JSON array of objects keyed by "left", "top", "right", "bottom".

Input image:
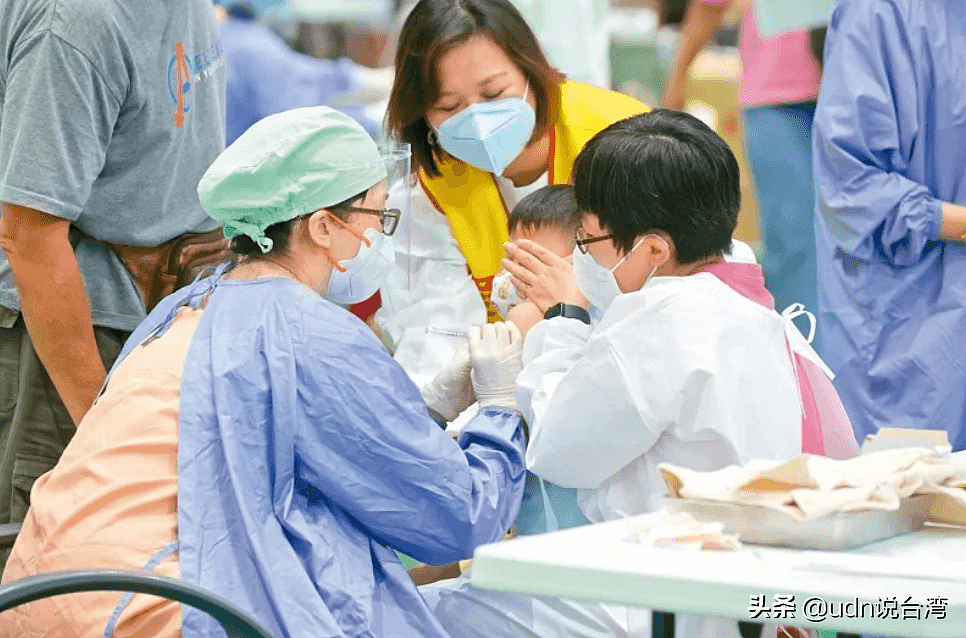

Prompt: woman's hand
[{"left": 501, "top": 239, "right": 588, "bottom": 314}]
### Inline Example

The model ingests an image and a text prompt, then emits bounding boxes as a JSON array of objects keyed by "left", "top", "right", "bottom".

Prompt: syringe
[{"left": 425, "top": 326, "right": 469, "bottom": 339}]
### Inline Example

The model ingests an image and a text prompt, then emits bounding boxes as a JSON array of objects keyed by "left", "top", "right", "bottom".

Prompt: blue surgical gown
[
  {"left": 221, "top": 18, "right": 360, "bottom": 145},
  {"left": 113, "top": 270, "right": 527, "bottom": 638},
  {"left": 813, "top": 0, "right": 966, "bottom": 450}
]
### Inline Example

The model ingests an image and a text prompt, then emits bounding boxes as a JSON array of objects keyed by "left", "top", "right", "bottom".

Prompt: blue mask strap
[
  {"left": 103, "top": 541, "right": 179, "bottom": 638},
  {"left": 146, "top": 260, "right": 232, "bottom": 344}
]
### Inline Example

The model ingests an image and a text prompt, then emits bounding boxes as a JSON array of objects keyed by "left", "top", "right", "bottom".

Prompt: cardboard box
[
  {"left": 875, "top": 428, "right": 950, "bottom": 446},
  {"left": 862, "top": 427, "right": 951, "bottom": 455}
]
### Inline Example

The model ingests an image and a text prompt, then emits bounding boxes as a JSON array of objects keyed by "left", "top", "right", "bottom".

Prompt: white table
[{"left": 471, "top": 497, "right": 966, "bottom": 637}]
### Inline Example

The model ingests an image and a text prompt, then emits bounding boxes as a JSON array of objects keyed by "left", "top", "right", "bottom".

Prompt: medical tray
[{"left": 668, "top": 494, "right": 932, "bottom": 551}]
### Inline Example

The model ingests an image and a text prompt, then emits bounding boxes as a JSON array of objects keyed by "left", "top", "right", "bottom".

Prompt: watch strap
[{"left": 544, "top": 303, "right": 591, "bottom": 325}]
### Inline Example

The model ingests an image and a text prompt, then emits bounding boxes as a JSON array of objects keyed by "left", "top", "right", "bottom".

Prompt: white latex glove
[
  {"left": 469, "top": 322, "right": 523, "bottom": 411},
  {"left": 420, "top": 344, "right": 475, "bottom": 423}
]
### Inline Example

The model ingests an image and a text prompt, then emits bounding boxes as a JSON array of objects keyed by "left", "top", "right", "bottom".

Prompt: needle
[{"left": 425, "top": 327, "right": 469, "bottom": 339}]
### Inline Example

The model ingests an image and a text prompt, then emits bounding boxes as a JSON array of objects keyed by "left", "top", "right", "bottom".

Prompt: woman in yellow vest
[{"left": 378, "top": 0, "right": 649, "bottom": 389}]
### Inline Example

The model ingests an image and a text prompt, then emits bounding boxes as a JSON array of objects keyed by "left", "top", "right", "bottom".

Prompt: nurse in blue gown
[{"left": 154, "top": 106, "right": 526, "bottom": 637}]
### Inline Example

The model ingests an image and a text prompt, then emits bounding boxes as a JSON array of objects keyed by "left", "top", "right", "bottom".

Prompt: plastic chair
[{"left": 0, "top": 569, "right": 277, "bottom": 638}]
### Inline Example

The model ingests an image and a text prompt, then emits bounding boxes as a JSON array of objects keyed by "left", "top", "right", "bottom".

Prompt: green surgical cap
[{"left": 198, "top": 106, "right": 388, "bottom": 252}]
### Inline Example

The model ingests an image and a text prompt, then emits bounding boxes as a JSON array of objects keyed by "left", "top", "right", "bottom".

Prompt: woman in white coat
[{"left": 424, "top": 109, "right": 858, "bottom": 638}]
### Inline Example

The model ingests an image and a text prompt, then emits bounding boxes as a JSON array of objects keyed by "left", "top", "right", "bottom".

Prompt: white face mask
[
  {"left": 325, "top": 227, "right": 395, "bottom": 305},
  {"left": 572, "top": 235, "right": 660, "bottom": 312},
  {"left": 490, "top": 268, "right": 526, "bottom": 320}
]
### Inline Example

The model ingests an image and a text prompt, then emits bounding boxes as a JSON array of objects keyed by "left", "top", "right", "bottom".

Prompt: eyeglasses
[
  {"left": 575, "top": 227, "right": 614, "bottom": 253},
  {"left": 343, "top": 206, "right": 401, "bottom": 236}
]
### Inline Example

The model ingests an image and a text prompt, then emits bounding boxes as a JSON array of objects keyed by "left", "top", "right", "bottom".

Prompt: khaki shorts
[{"left": 0, "top": 308, "right": 128, "bottom": 569}]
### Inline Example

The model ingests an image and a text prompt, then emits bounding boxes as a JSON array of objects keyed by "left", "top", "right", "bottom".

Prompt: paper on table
[
  {"left": 753, "top": 0, "right": 836, "bottom": 39},
  {"left": 628, "top": 511, "right": 741, "bottom": 551},
  {"left": 659, "top": 448, "right": 966, "bottom": 522}
]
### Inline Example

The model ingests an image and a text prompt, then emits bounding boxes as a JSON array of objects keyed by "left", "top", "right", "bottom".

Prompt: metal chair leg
[{"left": 652, "top": 611, "right": 675, "bottom": 638}]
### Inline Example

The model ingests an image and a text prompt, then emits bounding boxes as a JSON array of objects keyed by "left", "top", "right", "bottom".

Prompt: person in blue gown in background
[
  {"left": 813, "top": 0, "right": 966, "bottom": 451},
  {"left": 220, "top": 1, "right": 380, "bottom": 143}
]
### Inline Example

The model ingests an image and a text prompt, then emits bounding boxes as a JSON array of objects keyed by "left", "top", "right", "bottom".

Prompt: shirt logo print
[
  {"left": 169, "top": 41, "right": 192, "bottom": 128},
  {"left": 167, "top": 39, "right": 225, "bottom": 129}
]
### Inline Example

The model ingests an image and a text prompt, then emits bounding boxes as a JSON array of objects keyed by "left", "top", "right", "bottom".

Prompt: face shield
[
  {"left": 312, "top": 142, "right": 411, "bottom": 318},
  {"left": 379, "top": 142, "right": 414, "bottom": 289}
]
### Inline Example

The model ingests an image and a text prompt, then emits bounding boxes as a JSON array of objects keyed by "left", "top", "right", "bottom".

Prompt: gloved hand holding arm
[
  {"left": 420, "top": 343, "right": 475, "bottom": 424},
  {"left": 469, "top": 322, "right": 523, "bottom": 412},
  {"left": 297, "top": 320, "right": 526, "bottom": 566}
]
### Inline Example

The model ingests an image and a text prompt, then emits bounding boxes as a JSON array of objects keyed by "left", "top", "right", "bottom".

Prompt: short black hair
[
  {"left": 229, "top": 189, "right": 369, "bottom": 257},
  {"left": 572, "top": 109, "right": 739, "bottom": 265},
  {"left": 508, "top": 184, "right": 580, "bottom": 235}
]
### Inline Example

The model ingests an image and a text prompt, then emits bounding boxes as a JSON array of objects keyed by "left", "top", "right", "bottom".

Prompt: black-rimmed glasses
[
  {"left": 575, "top": 227, "right": 614, "bottom": 253},
  {"left": 344, "top": 206, "right": 401, "bottom": 236}
]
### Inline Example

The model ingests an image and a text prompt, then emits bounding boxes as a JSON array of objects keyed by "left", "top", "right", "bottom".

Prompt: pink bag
[
  {"left": 781, "top": 302, "right": 861, "bottom": 460},
  {"left": 796, "top": 354, "right": 860, "bottom": 459}
]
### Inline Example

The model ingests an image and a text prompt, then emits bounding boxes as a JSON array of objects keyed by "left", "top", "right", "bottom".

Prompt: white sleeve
[
  {"left": 516, "top": 316, "right": 594, "bottom": 425},
  {"left": 376, "top": 181, "right": 487, "bottom": 388},
  {"left": 518, "top": 317, "right": 664, "bottom": 489}
]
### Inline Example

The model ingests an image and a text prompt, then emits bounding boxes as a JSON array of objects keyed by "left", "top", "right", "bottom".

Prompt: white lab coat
[
  {"left": 519, "top": 273, "right": 803, "bottom": 520},
  {"left": 421, "top": 273, "right": 804, "bottom": 638}
]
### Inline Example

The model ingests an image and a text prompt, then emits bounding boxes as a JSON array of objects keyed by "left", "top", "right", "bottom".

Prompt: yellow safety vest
[{"left": 419, "top": 81, "right": 650, "bottom": 321}]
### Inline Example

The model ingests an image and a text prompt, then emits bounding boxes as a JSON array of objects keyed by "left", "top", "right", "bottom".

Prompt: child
[
  {"left": 491, "top": 185, "right": 581, "bottom": 323},
  {"left": 412, "top": 187, "right": 583, "bottom": 588}
]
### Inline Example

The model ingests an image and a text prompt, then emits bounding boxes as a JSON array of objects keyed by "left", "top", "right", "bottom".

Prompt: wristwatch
[{"left": 543, "top": 303, "right": 591, "bottom": 325}]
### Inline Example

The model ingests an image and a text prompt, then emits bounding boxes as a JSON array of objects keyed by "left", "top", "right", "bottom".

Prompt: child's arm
[
  {"left": 408, "top": 562, "right": 462, "bottom": 585},
  {"left": 507, "top": 301, "right": 545, "bottom": 339}
]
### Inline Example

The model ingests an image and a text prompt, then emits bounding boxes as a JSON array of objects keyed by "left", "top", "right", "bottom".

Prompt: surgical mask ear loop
[
  {"left": 609, "top": 237, "right": 645, "bottom": 274},
  {"left": 611, "top": 234, "right": 667, "bottom": 287},
  {"left": 644, "top": 235, "right": 670, "bottom": 285},
  {"left": 322, "top": 212, "right": 371, "bottom": 273}
]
